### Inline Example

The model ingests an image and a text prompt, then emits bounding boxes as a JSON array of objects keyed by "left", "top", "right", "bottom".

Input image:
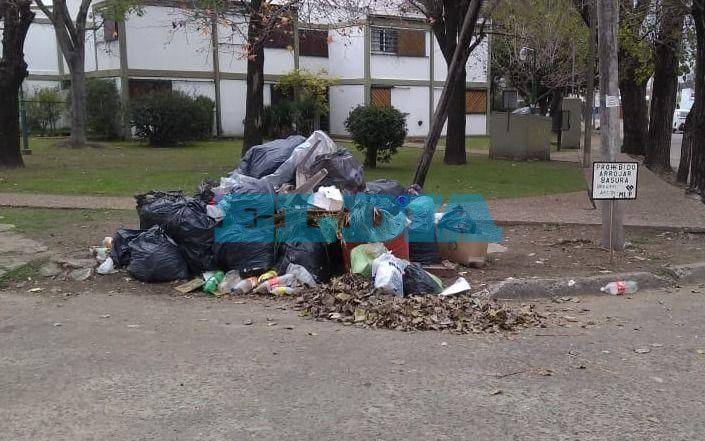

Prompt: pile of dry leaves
[{"left": 292, "top": 274, "right": 543, "bottom": 333}]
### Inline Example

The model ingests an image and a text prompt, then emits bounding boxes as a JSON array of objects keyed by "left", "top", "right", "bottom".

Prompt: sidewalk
[{"left": 1, "top": 141, "right": 703, "bottom": 230}]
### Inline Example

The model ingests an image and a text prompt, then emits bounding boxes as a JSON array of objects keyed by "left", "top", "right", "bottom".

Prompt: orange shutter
[
  {"left": 465, "top": 89, "right": 487, "bottom": 114},
  {"left": 397, "top": 29, "right": 425, "bottom": 57},
  {"left": 371, "top": 88, "right": 392, "bottom": 107}
]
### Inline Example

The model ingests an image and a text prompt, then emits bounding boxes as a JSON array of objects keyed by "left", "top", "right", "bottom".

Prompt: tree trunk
[
  {"left": 0, "top": 0, "right": 33, "bottom": 168},
  {"left": 683, "top": 0, "right": 705, "bottom": 198},
  {"left": 582, "top": 0, "right": 597, "bottom": 168},
  {"left": 444, "top": 67, "right": 467, "bottom": 165},
  {"left": 364, "top": 146, "right": 377, "bottom": 169},
  {"left": 67, "top": 53, "right": 87, "bottom": 148},
  {"left": 619, "top": 75, "right": 648, "bottom": 155},
  {"left": 677, "top": 111, "right": 693, "bottom": 183},
  {"left": 242, "top": 0, "right": 265, "bottom": 156},
  {"left": 0, "top": 83, "right": 25, "bottom": 168},
  {"left": 645, "top": 4, "right": 685, "bottom": 172}
]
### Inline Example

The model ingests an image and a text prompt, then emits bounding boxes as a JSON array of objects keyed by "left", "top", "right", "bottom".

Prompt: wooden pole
[
  {"left": 597, "top": 0, "right": 624, "bottom": 251},
  {"left": 413, "top": 0, "right": 483, "bottom": 188}
]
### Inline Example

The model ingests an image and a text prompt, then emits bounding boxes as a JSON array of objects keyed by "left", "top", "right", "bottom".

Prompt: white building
[{"left": 23, "top": 1, "right": 490, "bottom": 138}]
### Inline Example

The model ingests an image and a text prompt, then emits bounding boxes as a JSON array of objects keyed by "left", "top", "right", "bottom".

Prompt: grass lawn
[{"left": 0, "top": 137, "right": 585, "bottom": 199}]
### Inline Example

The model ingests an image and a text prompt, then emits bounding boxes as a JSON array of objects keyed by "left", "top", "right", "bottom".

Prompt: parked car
[{"left": 673, "top": 109, "right": 689, "bottom": 132}]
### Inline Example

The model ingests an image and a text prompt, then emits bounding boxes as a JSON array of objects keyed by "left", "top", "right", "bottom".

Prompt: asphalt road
[{"left": 2, "top": 286, "right": 705, "bottom": 440}]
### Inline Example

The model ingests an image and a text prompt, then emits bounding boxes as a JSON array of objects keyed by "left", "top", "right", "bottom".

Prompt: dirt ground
[{"left": 5, "top": 208, "right": 705, "bottom": 301}]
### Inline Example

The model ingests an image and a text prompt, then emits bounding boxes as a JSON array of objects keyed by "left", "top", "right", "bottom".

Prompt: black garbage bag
[
  {"left": 365, "top": 179, "right": 406, "bottom": 197},
  {"left": 195, "top": 179, "right": 218, "bottom": 204},
  {"left": 135, "top": 190, "right": 187, "bottom": 230},
  {"left": 403, "top": 263, "right": 442, "bottom": 296},
  {"left": 213, "top": 242, "right": 275, "bottom": 274},
  {"left": 275, "top": 241, "right": 334, "bottom": 283},
  {"left": 308, "top": 149, "right": 365, "bottom": 193},
  {"left": 168, "top": 199, "right": 217, "bottom": 274},
  {"left": 127, "top": 226, "right": 190, "bottom": 283},
  {"left": 407, "top": 196, "right": 440, "bottom": 265},
  {"left": 110, "top": 228, "right": 143, "bottom": 267},
  {"left": 236, "top": 135, "right": 306, "bottom": 178}
]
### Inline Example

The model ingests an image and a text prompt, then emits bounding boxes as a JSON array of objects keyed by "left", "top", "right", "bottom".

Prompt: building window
[
  {"left": 371, "top": 87, "right": 392, "bottom": 107},
  {"left": 129, "top": 79, "right": 172, "bottom": 99},
  {"left": 299, "top": 29, "right": 328, "bottom": 58},
  {"left": 371, "top": 27, "right": 425, "bottom": 57},
  {"left": 465, "top": 89, "right": 487, "bottom": 114},
  {"left": 371, "top": 27, "right": 398, "bottom": 54},
  {"left": 103, "top": 19, "right": 118, "bottom": 42},
  {"left": 263, "top": 21, "right": 294, "bottom": 49}
]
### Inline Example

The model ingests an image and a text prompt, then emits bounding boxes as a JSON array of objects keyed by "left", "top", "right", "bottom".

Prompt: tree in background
[
  {"left": 27, "top": 87, "right": 63, "bottom": 136},
  {"left": 0, "top": 0, "right": 34, "bottom": 169},
  {"left": 679, "top": 0, "right": 705, "bottom": 198},
  {"left": 491, "top": 0, "right": 588, "bottom": 116},
  {"left": 34, "top": 0, "right": 138, "bottom": 148},
  {"left": 405, "top": 0, "right": 484, "bottom": 165},
  {"left": 179, "top": 0, "right": 366, "bottom": 156},
  {"left": 645, "top": 0, "right": 687, "bottom": 172},
  {"left": 618, "top": 0, "right": 652, "bottom": 155}
]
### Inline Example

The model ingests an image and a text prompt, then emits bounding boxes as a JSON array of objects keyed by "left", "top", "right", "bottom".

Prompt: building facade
[{"left": 23, "top": 1, "right": 490, "bottom": 138}]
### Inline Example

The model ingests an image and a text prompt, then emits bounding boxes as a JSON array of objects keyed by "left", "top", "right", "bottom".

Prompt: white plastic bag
[
  {"left": 286, "top": 263, "right": 317, "bottom": 287},
  {"left": 371, "top": 252, "right": 409, "bottom": 297},
  {"left": 97, "top": 257, "right": 116, "bottom": 275}
]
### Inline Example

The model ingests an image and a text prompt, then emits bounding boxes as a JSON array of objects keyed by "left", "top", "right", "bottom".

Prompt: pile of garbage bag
[{"left": 97, "top": 130, "right": 501, "bottom": 299}]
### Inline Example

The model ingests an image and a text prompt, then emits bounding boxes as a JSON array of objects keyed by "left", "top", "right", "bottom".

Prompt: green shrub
[
  {"left": 262, "top": 95, "right": 318, "bottom": 138},
  {"left": 344, "top": 105, "right": 407, "bottom": 168},
  {"left": 26, "top": 87, "right": 63, "bottom": 136},
  {"left": 86, "top": 79, "right": 121, "bottom": 139},
  {"left": 130, "top": 91, "right": 214, "bottom": 146}
]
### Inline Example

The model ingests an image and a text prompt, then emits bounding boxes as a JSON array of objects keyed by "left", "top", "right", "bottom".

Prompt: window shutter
[
  {"left": 371, "top": 87, "right": 392, "bottom": 107},
  {"left": 397, "top": 29, "right": 425, "bottom": 57},
  {"left": 299, "top": 29, "right": 328, "bottom": 57},
  {"left": 104, "top": 19, "right": 118, "bottom": 42},
  {"left": 465, "top": 89, "right": 487, "bottom": 114},
  {"left": 263, "top": 20, "right": 294, "bottom": 49}
]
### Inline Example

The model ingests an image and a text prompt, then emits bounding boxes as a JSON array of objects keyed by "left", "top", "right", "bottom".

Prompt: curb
[{"left": 487, "top": 262, "right": 705, "bottom": 300}]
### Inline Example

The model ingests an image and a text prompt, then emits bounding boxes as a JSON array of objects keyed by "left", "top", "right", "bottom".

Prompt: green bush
[
  {"left": 26, "top": 87, "right": 63, "bottom": 136},
  {"left": 86, "top": 79, "right": 121, "bottom": 139},
  {"left": 262, "top": 95, "right": 318, "bottom": 139},
  {"left": 130, "top": 91, "right": 214, "bottom": 146},
  {"left": 344, "top": 105, "right": 407, "bottom": 168}
]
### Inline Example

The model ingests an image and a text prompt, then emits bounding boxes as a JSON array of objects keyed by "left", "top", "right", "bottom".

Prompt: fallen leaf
[
  {"left": 243, "top": 319, "right": 253, "bottom": 326},
  {"left": 490, "top": 389, "right": 503, "bottom": 395},
  {"left": 99, "top": 314, "right": 111, "bottom": 319},
  {"left": 635, "top": 347, "right": 651, "bottom": 354},
  {"left": 537, "top": 368, "right": 553, "bottom": 376},
  {"left": 28, "top": 287, "right": 43, "bottom": 293}
]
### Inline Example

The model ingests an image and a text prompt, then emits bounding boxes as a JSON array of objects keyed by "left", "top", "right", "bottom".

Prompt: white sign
[
  {"left": 605, "top": 95, "right": 621, "bottom": 108},
  {"left": 592, "top": 162, "right": 638, "bottom": 200}
]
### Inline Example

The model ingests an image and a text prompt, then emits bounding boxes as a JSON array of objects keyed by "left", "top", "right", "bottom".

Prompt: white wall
[
  {"left": 433, "top": 36, "right": 488, "bottom": 84},
  {"left": 220, "top": 79, "right": 247, "bottom": 136},
  {"left": 125, "top": 7, "right": 212, "bottom": 72},
  {"left": 25, "top": 24, "right": 60, "bottom": 74},
  {"left": 328, "top": 28, "right": 364, "bottom": 79},
  {"left": 299, "top": 56, "right": 329, "bottom": 74},
  {"left": 329, "top": 85, "right": 365, "bottom": 136},
  {"left": 391, "top": 86, "right": 430, "bottom": 137},
  {"left": 263, "top": 48, "right": 295, "bottom": 75},
  {"left": 433, "top": 87, "right": 487, "bottom": 136},
  {"left": 370, "top": 32, "right": 430, "bottom": 81}
]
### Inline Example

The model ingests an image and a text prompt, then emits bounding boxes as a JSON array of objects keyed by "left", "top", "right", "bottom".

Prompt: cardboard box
[{"left": 438, "top": 241, "right": 488, "bottom": 267}]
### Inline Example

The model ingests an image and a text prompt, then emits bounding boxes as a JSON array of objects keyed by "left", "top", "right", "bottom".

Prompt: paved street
[{"left": 2, "top": 286, "right": 705, "bottom": 440}]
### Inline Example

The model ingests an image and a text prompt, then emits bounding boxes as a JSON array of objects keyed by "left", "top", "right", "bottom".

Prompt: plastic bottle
[
  {"left": 203, "top": 271, "right": 225, "bottom": 294},
  {"left": 600, "top": 281, "right": 638, "bottom": 295},
  {"left": 257, "top": 270, "right": 278, "bottom": 284},
  {"left": 270, "top": 286, "right": 298, "bottom": 296},
  {"left": 218, "top": 270, "right": 241, "bottom": 295},
  {"left": 254, "top": 274, "right": 295, "bottom": 294},
  {"left": 232, "top": 277, "right": 258, "bottom": 295}
]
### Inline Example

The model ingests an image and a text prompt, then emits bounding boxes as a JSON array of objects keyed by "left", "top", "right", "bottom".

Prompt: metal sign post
[{"left": 592, "top": 161, "right": 639, "bottom": 263}]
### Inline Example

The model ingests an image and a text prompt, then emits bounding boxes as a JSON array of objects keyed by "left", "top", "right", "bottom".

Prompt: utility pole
[
  {"left": 597, "top": 0, "right": 624, "bottom": 251},
  {"left": 582, "top": 0, "right": 596, "bottom": 169}
]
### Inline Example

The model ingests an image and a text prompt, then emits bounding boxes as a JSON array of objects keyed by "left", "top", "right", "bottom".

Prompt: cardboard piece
[{"left": 438, "top": 241, "right": 488, "bottom": 267}]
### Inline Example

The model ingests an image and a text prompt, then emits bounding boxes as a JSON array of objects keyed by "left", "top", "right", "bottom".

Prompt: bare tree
[
  {"left": 413, "top": 0, "right": 488, "bottom": 186},
  {"left": 645, "top": 0, "right": 687, "bottom": 172},
  {"left": 34, "top": 0, "right": 93, "bottom": 147},
  {"left": 405, "top": 0, "right": 479, "bottom": 165},
  {"left": 679, "top": 0, "right": 705, "bottom": 197},
  {"left": 0, "top": 0, "right": 34, "bottom": 168}
]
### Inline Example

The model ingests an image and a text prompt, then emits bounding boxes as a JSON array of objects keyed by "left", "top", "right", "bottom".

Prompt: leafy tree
[
  {"left": 0, "top": 0, "right": 34, "bottom": 168},
  {"left": 86, "top": 79, "right": 121, "bottom": 139},
  {"left": 27, "top": 87, "right": 63, "bottom": 136},
  {"left": 345, "top": 105, "right": 407, "bottom": 169}
]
